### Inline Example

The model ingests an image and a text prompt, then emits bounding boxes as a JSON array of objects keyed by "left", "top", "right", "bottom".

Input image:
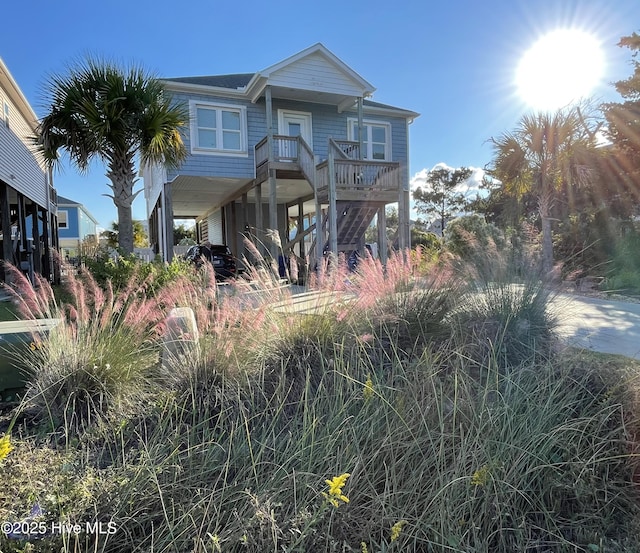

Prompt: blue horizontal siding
[
  {"left": 166, "top": 92, "right": 409, "bottom": 181},
  {"left": 58, "top": 206, "right": 79, "bottom": 238}
]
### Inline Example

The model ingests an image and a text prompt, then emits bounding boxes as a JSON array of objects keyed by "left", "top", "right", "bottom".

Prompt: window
[
  {"left": 3, "top": 102, "right": 9, "bottom": 129},
  {"left": 348, "top": 119, "right": 391, "bottom": 161},
  {"left": 190, "top": 101, "right": 247, "bottom": 156},
  {"left": 58, "top": 210, "right": 68, "bottom": 229}
]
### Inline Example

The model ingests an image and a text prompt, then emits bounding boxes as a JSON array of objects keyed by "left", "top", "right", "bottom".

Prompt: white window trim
[
  {"left": 277, "top": 109, "right": 313, "bottom": 148},
  {"left": 189, "top": 100, "right": 248, "bottom": 157},
  {"left": 58, "top": 210, "right": 69, "bottom": 229},
  {"left": 347, "top": 118, "right": 392, "bottom": 161}
]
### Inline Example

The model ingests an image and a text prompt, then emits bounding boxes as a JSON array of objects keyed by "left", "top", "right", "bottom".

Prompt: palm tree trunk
[
  {"left": 106, "top": 154, "right": 137, "bottom": 254},
  {"left": 538, "top": 188, "right": 554, "bottom": 277},
  {"left": 116, "top": 203, "right": 134, "bottom": 254}
]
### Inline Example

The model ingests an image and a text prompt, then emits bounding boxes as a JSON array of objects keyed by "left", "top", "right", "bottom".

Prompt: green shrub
[
  {"left": 606, "top": 230, "right": 640, "bottom": 294},
  {"left": 81, "top": 248, "right": 196, "bottom": 293},
  {"left": 444, "top": 214, "right": 506, "bottom": 260}
]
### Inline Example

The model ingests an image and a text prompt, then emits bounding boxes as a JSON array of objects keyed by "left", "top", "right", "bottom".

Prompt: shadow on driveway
[{"left": 551, "top": 293, "right": 640, "bottom": 359}]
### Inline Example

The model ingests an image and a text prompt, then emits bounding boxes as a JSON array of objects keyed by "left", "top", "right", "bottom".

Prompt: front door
[{"left": 278, "top": 110, "right": 313, "bottom": 159}]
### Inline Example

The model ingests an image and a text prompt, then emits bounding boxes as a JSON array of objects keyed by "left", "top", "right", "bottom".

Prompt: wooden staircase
[
  {"left": 315, "top": 140, "right": 398, "bottom": 258},
  {"left": 329, "top": 201, "right": 381, "bottom": 253},
  {"left": 254, "top": 134, "right": 402, "bottom": 263}
]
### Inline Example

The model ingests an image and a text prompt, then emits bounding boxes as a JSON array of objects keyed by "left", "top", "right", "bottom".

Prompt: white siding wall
[
  {"left": 268, "top": 53, "right": 364, "bottom": 97},
  {"left": 0, "top": 87, "right": 48, "bottom": 206},
  {"left": 207, "top": 210, "right": 223, "bottom": 244},
  {"left": 143, "top": 162, "right": 168, "bottom": 215}
]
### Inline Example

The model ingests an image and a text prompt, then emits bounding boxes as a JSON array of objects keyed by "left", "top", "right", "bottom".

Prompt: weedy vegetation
[{"left": 1, "top": 240, "right": 640, "bottom": 553}]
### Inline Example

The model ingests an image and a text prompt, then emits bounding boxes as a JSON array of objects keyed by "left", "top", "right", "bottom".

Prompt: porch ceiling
[
  {"left": 269, "top": 86, "right": 357, "bottom": 110},
  {"left": 170, "top": 175, "right": 252, "bottom": 218},
  {"left": 170, "top": 175, "right": 314, "bottom": 218},
  {"left": 274, "top": 178, "right": 313, "bottom": 204}
]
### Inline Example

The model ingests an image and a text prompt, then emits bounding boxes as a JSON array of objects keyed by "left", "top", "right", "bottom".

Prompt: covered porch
[{"left": 0, "top": 178, "right": 58, "bottom": 284}]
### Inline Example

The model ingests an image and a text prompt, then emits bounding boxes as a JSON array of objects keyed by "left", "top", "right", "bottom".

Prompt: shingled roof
[{"left": 163, "top": 73, "right": 254, "bottom": 90}]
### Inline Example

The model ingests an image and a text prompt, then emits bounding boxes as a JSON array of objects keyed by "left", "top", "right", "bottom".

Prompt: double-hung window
[
  {"left": 191, "top": 101, "right": 247, "bottom": 156},
  {"left": 348, "top": 119, "right": 391, "bottom": 161}
]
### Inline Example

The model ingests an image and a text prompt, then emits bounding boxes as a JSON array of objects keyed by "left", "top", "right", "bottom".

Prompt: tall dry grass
[{"left": 1, "top": 246, "right": 640, "bottom": 553}]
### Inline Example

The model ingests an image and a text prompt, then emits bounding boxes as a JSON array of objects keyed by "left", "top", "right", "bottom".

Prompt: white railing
[
  {"left": 273, "top": 135, "right": 299, "bottom": 161},
  {"left": 254, "top": 135, "right": 315, "bottom": 185},
  {"left": 333, "top": 140, "right": 360, "bottom": 160},
  {"left": 316, "top": 159, "right": 400, "bottom": 193}
]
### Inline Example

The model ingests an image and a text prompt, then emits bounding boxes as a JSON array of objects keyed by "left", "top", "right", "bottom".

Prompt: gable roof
[
  {"left": 56, "top": 195, "right": 80, "bottom": 206},
  {"left": 162, "top": 44, "right": 418, "bottom": 120},
  {"left": 245, "top": 43, "right": 375, "bottom": 106},
  {"left": 57, "top": 195, "right": 99, "bottom": 224},
  {"left": 164, "top": 44, "right": 376, "bottom": 108},
  {"left": 164, "top": 73, "right": 253, "bottom": 90}
]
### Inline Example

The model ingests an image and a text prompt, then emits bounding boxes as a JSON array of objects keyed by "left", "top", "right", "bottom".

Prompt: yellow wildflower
[
  {"left": 471, "top": 465, "right": 490, "bottom": 486},
  {"left": 0, "top": 434, "right": 13, "bottom": 461},
  {"left": 363, "top": 375, "right": 374, "bottom": 402},
  {"left": 390, "top": 520, "right": 407, "bottom": 542},
  {"left": 321, "top": 472, "right": 350, "bottom": 507},
  {"left": 361, "top": 542, "right": 369, "bottom": 553},
  {"left": 207, "top": 533, "right": 221, "bottom": 553}
]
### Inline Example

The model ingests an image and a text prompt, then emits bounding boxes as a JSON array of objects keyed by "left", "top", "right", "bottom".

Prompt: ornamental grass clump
[
  {"left": 312, "top": 248, "right": 461, "bottom": 358},
  {"left": 449, "top": 235, "right": 557, "bottom": 371},
  {"left": 5, "top": 264, "right": 167, "bottom": 432},
  {"left": 4, "top": 247, "right": 640, "bottom": 553}
]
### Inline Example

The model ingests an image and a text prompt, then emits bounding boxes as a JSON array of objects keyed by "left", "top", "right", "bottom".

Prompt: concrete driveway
[
  {"left": 551, "top": 293, "right": 640, "bottom": 359},
  {"left": 277, "top": 287, "right": 640, "bottom": 360}
]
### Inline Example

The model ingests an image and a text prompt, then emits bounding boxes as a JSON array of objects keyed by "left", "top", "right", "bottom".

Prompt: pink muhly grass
[
  {"left": 3, "top": 264, "right": 56, "bottom": 319},
  {"left": 289, "top": 255, "right": 299, "bottom": 283},
  {"left": 244, "top": 237, "right": 264, "bottom": 264},
  {"left": 265, "top": 228, "right": 282, "bottom": 250}
]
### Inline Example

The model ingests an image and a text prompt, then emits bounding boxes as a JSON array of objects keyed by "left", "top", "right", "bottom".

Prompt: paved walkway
[
  {"left": 551, "top": 293, "right": 640, "bottom": 360},
  {"left": 279, "top": 287, "right": 640, "bottom": 360}
]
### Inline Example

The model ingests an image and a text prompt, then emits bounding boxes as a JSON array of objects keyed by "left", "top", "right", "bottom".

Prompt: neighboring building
[
  {"left": 143, "top": 44, "right": 418, "bottom": 267},
  {"left": 56, "top": 195, "right": 98, "bottom": 260},
  {"left": 0, "top": 58, "right": 58, "bottom": 282}
]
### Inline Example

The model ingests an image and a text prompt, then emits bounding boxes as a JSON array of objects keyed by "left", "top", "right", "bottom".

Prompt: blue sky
[{"left": 2, "top": 0, "right": 639, "bottom": 229}]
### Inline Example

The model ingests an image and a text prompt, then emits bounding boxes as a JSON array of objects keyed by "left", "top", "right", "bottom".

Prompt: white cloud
[
  {"left": 409, "top": 164, "right": 487, "bottom": 222},
  {"left": 410, "top": 163, "right": 486, "bottom": 198}
]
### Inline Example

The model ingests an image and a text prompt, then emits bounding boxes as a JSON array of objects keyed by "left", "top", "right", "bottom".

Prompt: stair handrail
[{"left": 297, "top": 136, "right": 316, "bottom": 189}]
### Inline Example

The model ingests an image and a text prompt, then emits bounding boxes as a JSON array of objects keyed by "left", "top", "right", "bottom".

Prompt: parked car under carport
[{"left": 184, "top": 244, "right": 237, "bottom": 280}]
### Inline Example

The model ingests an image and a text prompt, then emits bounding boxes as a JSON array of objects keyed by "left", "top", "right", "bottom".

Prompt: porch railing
[
  {"left": 255, "top": 135, "right": 307, "bottom": 167},
  {"left": 332, "top": 140, "right": 360, "bottom": 160},
  {"left": 254, "top": 135, "right": 316, "bottom": 185},
  {"left": 255, "top": 137, "right": 269, "bottom": 168},
  {"left": 298, "top": 138, "right": 316, "bottom": 185},
  {"left": 316, "top": 159, "right": 400, "bottom": 194}
]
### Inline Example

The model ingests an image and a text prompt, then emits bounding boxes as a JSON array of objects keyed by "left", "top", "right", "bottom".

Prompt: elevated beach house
[
  {"left": 0, "top": 58, "right": 58, "bottom": 283},
  {"left": 143, "top": 44, "right": 418, "bottom": 269}
]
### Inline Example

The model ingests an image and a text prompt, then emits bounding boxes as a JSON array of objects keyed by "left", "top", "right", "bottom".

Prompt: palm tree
[
  {"left": 38, "top": 58, "right": 187, "bottom": 254},
  {"left": 489, "top": 107, "right": 596, "bottom": 275}
]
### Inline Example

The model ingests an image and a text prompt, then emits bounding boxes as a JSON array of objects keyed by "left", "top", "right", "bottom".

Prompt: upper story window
[
  {"left": 3, "top": 102, "right": 9, "bottom": 129},
  {"left": 190, "top": 100, "right": 247, "bottom": 157},
  {"left": 348, "top": 119, "right": 392, "bottom": 161},
  {"left": 58, "top": 210, "right": 68, "bottom": 229}
]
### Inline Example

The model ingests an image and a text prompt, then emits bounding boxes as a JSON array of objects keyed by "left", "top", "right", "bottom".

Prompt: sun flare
[{"left": 516, "top": 29, "right": 605, "bottom": 111}]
